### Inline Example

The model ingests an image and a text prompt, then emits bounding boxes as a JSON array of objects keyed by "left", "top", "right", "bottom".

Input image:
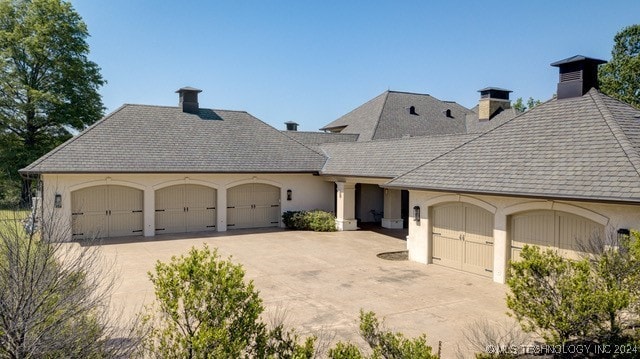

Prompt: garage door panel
[
  {"left": 432, "top": 204, "right": 464, "bottom": 240},
  {"left": 156, "top": 186, "right": 183, "bottom": 211},
  {"left": 155, "top": 185, "right": 217, "bottom": 234},
  {"left": 511, "top": 211, "right": 555, "bottom": 248},
  {"left": 433, "top": 234, "right": 462, "bottom": 268},
  {"left": 464, "top": 205, "right": 494, "bottom": 243},
  {"left": 463, "top": 241, "right": 494, "bottom": 276},
  {"left": 510, "top": 210, "right": 605, "bottom": 262},
  {"left": 432, "top": 202, "right": 494, "bottom": 277},
  {"left": 72, "top": 185, "right": 142, "bottom": 240},
  {"left": 186, "top": 208, "right": 216, "bottom": 232},
  {"left": 227, "top": 183, "right": 280, "bottom": 230}
]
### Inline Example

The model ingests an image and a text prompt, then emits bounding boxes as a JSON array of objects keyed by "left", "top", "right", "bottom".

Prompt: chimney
[
  {"left": 176, "top": 87, "right": 202, "bottom": 114},
  {"left": 550, "top": 55, "right": 606, "bottom": 99},
  {"left": 478, "top": 87, "right": 511, "bottom": 121},
  {"left": 284, "top": 121, "right": 299, "bottom": 131}
]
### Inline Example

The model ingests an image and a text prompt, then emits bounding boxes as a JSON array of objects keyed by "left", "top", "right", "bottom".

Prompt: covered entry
[
  {"left": 71, "top": 185, "right": 143, "bottom": 240},
  {"left": 431, "top": 202, "right": 494, "bottom": 277},
  {"left": 227, "top": 183, "right": 280, "bottom": 229},
  {"left": 155, "top": 185, "right": 217, "bottom": 234},
  {"left": 510, "top": 210, "right": 604, "bottom": 260}
]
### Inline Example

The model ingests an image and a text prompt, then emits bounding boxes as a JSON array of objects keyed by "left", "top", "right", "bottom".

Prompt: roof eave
[{"left": 381, "top": 184, "right": 640, "bottom": 206}]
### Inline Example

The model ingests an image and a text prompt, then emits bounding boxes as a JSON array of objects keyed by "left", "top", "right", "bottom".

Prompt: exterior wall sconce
[
  {"left": 617, "top": 228, "right": 630, "bottom": 240},
  {"left": 54, "top": 193, "right": 62, "bottom": 208},
  {"left": 413, "top": 206, "right": 420, "bottom": 222},
  {"left": 286, "top": 189, "right": 292, "bottom": 201}
]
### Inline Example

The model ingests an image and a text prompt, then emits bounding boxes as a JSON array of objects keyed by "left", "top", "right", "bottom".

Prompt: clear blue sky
[{"left": 70, "top": 0, "right": 639, "bottom": 132}]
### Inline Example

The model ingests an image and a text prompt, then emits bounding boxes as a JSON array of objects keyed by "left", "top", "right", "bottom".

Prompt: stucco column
[
  {"left": 492, "top": 211, "right": 508, "bottom": 284},
  {"left": 335, "top": 182, "right": 357, "bottom": 231},
  {"left": 382, "top": 188, "right": 403, "bottom": 229},
  {"left": 143, "top": 187, "right": 155, "bottom": 237},
  {"left": 217, "top": 189, "right": 227, "bottom": 232}
]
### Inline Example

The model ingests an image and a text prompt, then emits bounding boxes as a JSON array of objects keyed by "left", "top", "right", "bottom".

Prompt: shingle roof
[
  {"left": 281, "top": 131, "right": 359, "bottom": 146},
  {"left": 320, "top": 134, "right": 477, "bottom": 178},
  {"left": 320, "top": 91, "right": 474, "bottom": 141},
  {"left": 386, "top": 89, "right": 640, "bottom": 204},
  {"left": 20, "top": 105, "right": 327, "bottom": 174}
]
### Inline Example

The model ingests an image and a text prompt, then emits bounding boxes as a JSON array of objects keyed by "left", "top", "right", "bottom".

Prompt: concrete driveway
[{"left": 84, "top": 228, "right": 512, "bottom": 357}]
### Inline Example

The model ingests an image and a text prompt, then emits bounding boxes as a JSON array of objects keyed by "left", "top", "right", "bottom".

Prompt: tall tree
[
  {"left": 0, "top": 0, "right": 104, "bottom": 205},
  {"left": 599, "top": 24, "right": 640, "bottom": 109}
]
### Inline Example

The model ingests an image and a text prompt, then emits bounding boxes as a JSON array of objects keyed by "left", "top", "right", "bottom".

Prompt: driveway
[{"left": 83, "top": 228, "right": 511, "bottom": 357}]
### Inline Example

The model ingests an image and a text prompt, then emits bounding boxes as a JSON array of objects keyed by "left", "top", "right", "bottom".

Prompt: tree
[
  {"left": 599, "top": 24, "right": 640, "bottom": 109},
  {"left": 0, "top": 208, "right": 139, "bottom": 357},
  {"left": 0, "top": 0, "right": 105, "bottom": 205},
  {"left": 512, "top": 97, "right": 541, "bottom": 112},
  {"left": 142, "top": 244, "right": 314, "bottom": 358}
]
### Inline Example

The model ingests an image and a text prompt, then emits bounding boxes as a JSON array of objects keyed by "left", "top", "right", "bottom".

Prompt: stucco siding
[
  {"left": 42, "top": 173, "right": 333, "bottom": 241},
  {"left": 407, "top": 190, "right": 640, "bottom": 283}
]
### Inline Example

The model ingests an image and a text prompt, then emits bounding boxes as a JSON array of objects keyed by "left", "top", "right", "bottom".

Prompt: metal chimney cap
[
  {"left": 176, "top": 86, "right": 202, "bottom": 93},
  {"left": 550, "top": 55, "right": 606, "bottom": 67}
]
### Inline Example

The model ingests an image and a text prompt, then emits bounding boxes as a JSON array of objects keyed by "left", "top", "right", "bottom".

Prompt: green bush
[{"left": 282, "top": 210, "right": 336, "bottom": 232}]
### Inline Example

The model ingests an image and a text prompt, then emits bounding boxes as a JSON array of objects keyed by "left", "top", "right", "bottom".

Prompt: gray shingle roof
[
  {"left": 320, "top": 134, "right": 477, "bottom": 178},
  {"left": 386, "top": 89, "right": 640, "bottom": 203},
  {"left": 21, "top": 105, "right": 327, "bottom": 174},
  {"left": 320, "top": 91, "right": 474, "bottom": 141},
  {"left": 281, "top": 131, "right": 359, "bottom": 145}
]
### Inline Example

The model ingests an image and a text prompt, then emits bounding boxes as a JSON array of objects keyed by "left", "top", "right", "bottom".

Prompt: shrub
[
  {"left": 142, "top": 244, "right": 314, "bottom": 358},
  {"left": 282, "top": 210, "right": 336, "bottom": 232},
  {"left": 329, "top": 310, "right": 438, "bottom": 359}
]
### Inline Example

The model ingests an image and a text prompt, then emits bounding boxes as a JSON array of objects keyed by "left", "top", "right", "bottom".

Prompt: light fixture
[
  {"left": 54, "top": 193, "right": 62, "bottom": 208},
  {"left": 286, "top": 189, "right": 292, "bottom": 201},
  {"left": 413, "top": 206, "right": 420, "bottom": 222}
]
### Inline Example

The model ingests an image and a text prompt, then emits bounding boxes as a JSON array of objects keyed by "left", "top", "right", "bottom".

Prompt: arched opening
[{"left": 227, "top": 183, "right": 280, "bottom": 229}]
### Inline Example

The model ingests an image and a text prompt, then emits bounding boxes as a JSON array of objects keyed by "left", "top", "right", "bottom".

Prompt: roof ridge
[
  {"left": 125, "top": 103, "right": 250, "bottom": 114},
  {"left": 370, "top": 91, "right": 391, "bottom": 140},
  {"left": 20, "top": 104, "right": 129, "bottom": 172},
  {"left": 589, "top": 89, "right": 640, "bottom": 178}
]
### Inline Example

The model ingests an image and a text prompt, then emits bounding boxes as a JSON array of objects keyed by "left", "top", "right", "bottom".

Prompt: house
[{"left": 20, "top": 55, "right": 640, "bottom": 284}]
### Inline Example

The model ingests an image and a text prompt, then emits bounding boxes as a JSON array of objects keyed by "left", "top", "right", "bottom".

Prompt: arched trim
[
  {"left": 224, "top": 177, "right": 282, "bottom": 190},
  {"left": 423, "top": 194, "right": 497, "bottom": 214},
  {"left": 504, "top": 200, "right": 609, "bottom": 226},
  {"left": 68, "top": 179, "right": 146, "bottom": 192},
  {"left": 153, "top": 178, "right": 220, "bottom": 191}
]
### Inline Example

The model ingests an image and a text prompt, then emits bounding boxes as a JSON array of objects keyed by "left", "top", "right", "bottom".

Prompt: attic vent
[
  {"left": 560, "top": 70, "right": 581, "bottom": 82},
  {"left": 409, "top": 106, "right": 417, "bottom": 115}
]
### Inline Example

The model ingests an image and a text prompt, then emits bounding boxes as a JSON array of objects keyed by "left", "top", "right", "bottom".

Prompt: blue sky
[{"left": 70, "top": 0, "right": 639, "bottom": 132}]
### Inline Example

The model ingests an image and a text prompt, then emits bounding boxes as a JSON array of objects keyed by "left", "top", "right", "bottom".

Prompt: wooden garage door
[
  {"left": 510, "top": 210, "right": 604, "bottom": 261},
  {"left": 432, "top": 203, "right": 494, "bottom": 277},
  {"left": 227, "top": 183, "right": 280, "bottom": 229},
  {"left": 71, "top": 185, "right": 143, "bottom": 240},
  {"left": 155, "top": 185, "right": 217, "bottom": 234}
]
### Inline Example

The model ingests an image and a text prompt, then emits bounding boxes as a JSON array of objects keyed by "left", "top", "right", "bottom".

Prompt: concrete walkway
[{"left": 83, "top": 228, "right": 511, "bottom": 357}]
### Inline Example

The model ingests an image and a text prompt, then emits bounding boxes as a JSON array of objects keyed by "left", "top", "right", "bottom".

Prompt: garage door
[
  {"left": 155, "top": 185, "right": 217, "bottom": 234},
  {"left": 432, "top": 203, "right": 494, "bottom": 277},
  {"left": 71, "top": 185, "right": 143, "bottom": 240},
  {"left": 227, "top": 183, "right": 280, "bottom": 229},
  {"left": 510, "top": 210, "right": 604, "bottom": 261}
]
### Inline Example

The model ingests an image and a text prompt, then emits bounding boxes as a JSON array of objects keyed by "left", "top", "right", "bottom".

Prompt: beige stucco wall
[
  {"left": 407, "top": 190, "right": 640, "bottom": 283},
  {"left": 41, "top": 173, "right": 334, "bottom": 240}
]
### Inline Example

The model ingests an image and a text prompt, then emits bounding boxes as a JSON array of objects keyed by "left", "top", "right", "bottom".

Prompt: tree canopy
[
  {"left": 599, "top": 24, "right": 640, "bottom": 109},
  {"left": 0, "top": 0, "right": 104, "bottom": 205}
]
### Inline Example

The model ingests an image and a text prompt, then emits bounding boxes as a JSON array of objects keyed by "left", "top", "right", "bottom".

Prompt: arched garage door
[
  {"left": 155, "top": 185, "right": 217, "bottom": 234},
  {"left": 510, "top": 210, "right": 604, "bottom": 260},
  {"left": 227, "top": 183, "right": 280, "bottom": 229},
  {"left": 432, "top": 203, "right": 494, "bottom": 277},
  {"left": 71, "top": 185, "right": 143, "bottom": 240}
]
